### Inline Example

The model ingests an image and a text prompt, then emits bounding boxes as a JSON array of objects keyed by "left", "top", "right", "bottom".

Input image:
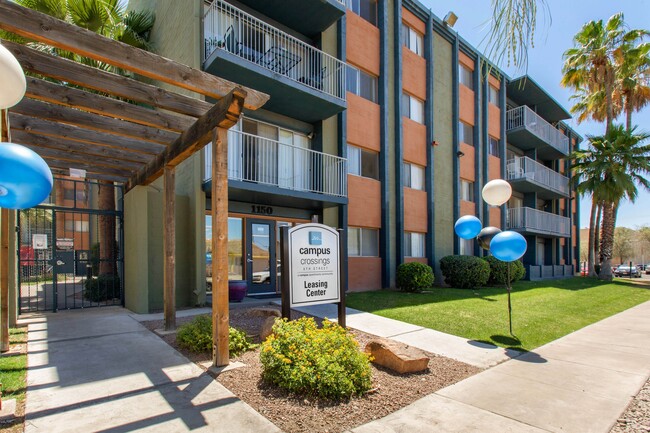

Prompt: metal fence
[
  {"left": 506, "top": 106, "right": 570, "bottom": 155},
  {"left": 204, "top": 0, "right": 346, "bottom": 100},
  {"left": 507, "top": 207, "right": 571, "bottom": 237},
  {"left": 506, "top": 156, "right": 570, "bottom": 196},
  {"left": 205, "top": 130, "right": 347, "bottom": 197}
]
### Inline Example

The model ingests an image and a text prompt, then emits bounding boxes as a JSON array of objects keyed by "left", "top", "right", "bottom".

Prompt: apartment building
[{"left": 123, "top": 0, "right": 581, "bottom": 311}]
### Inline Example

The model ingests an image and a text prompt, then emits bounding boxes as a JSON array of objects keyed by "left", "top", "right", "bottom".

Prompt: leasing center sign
[{"left": 288, "top": 223, "right": 340, "bottom": 307}]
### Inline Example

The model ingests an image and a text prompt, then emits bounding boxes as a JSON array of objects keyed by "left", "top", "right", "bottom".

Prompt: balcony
[
  {"left": 507, "top": 207, "right": 571, "bottom": 238},
  {"left": 203, "top": 1, "right": 347, "bottom": 123},
  {"left": 232, "top": 0, "right": 345, "bottom": 38},
  {"left": 506, "top": 156, "right": 570, "bottom": 199},
  {"left": 204, "top": 130, "right": 347, "bottom": 209},
  {"left": 506, "top": 106, "right": 570, "bottom": 159}
]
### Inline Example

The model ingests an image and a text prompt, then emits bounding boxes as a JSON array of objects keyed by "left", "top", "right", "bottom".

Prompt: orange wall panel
[
  {"left": 402, "top": 7, "right": 426, "bottom": 34},
  {"left": 402, "top": 50, "right": 426, "bottom": 100},
  {"left": 348, "top": 175, "right": 381, "bottom": 228},
  {"left": 488, "top": 105, "right": 501, "bottom": 139},
  {"left": 489, "top": 207, "right": 502, "bottom": 229},
  {"left": 459, "top": 51, "right": 474, "bottom": 69},
  {"left": 404, "top": 188, "right": 428, "bottom": 233},
  {"left": 347, "top": 93, "right": 380, "bottom": 152},
  {"left": 346, "top": 12, "right": 380, "bottom": 75},
  {"left": 349, "top": 257, "right": 382, "bottom": 291},
  {"left": 403, "top": 119, "right": 427, "bottom": 166},
  {"left": 460, "top": 200, "right": 475, "bottom": 217},
  {"left": 460, "top": 143, "right": 475, "bottom": 181},
  {"left": 405, "top": 257, "right": 428, "bottom": 264},
  {"left": 459, "top": 85, "right": 475, "bottom": 125},
  {"left": 488, "top": 155, "right": 501, "bottom": 180},
  {"left": 488, "top": 75, "right": 501, "bottom": 88}
]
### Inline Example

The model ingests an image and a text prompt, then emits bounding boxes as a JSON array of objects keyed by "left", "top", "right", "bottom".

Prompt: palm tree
[{"left": 616, "top": 38, "right": 650, "bottom": 131}]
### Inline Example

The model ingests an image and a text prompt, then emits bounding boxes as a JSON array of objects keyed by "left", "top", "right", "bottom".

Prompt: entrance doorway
[{"left": 246, "top": 219, "right": 276, "bottom": 295}]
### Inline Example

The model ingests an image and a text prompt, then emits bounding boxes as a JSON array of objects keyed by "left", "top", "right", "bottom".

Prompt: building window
[
  {"left": 461, "top": 180, "right": 474, "bottom": 202},
  {"left": 489, "top": 136, "right": 500, "bottom": 157},
  {"left": 459, "top": 63, "right": 473, "bottom": 89},
  {"left": 489, "top": 84, "right": 500, "bottom": 105},
  {"left": 459, "top": 121, "right": 474, "bottom": 145},
  {"left": 401, "top": 23, "right": 423, "bottom": 56},
  {"left": 347, "top": 0, "right": 377, "bottom": 26},
  {"left": 404, "top": 232, "right": 425, "bottom": 258},
  {"left": 346, "top": 65, "right": 378, "bottom": 103},
  {"left": 348, "top": 227, "right": 379, "bottom": 257},
  {"left": 402, "top": 93, "right": 424, "bottom": 124},
  {"left": 459, "top": 237, "right": 474, "bottom": 256},
  {"left": 403, "top": 162, "right": 425, "bottom": 190},
  {"left": 348, "top": 145, "right": 379, "bottom": 180},
  {"left": 64, "top": 219, "right": 89, "bottom": 233}
]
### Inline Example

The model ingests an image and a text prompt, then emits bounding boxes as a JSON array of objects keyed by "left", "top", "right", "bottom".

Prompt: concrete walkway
[{"left": 22, "top": 307, "right": 280, "bottom": 433}]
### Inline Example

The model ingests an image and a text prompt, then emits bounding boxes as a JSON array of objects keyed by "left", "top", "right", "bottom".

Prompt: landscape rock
[
  {"left": 260, "top": 316, "right": 278, "bottom": 341},
  {"left": 249, "top": 307, "right": 282, "bottom": 318},
  {"left": 365, "top": 338, "right": 429, "bottom": 374}
]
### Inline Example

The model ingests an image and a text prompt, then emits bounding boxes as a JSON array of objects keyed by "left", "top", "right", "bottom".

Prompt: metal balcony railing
[
  {"left": 506, "top": 106, "right": 570, "bottom": 155},
  {"left": 506, "top": 156, "right": 570, "bottom": 196},
  {"left": 204, "top": 1, "right": 346, "bottom": 100},
  {"left": 205, "top": 130, "right": 347, "bottom": 198},
  {"left": 507, "top": 207, "right": 571, "bottom": 237}
]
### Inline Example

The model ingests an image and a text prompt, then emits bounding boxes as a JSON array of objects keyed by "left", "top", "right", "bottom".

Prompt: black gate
[{"left": 18, "top": 178, "right": 124, "bottom": 312}]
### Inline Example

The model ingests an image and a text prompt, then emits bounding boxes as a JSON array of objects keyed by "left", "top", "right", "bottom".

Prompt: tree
[
  {"left": 616, "top": 37, "right": 650, "bottom": 131},
  {"left": 613, "top": 227, "right": 634, "bottom": 264}
]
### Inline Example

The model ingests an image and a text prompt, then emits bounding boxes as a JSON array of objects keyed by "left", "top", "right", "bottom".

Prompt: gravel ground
[
  {"left": 142, "top": 306, "right": 481, "bottom": 433},
  {"left": 611, "top": 376, "right": 650, "bottom": 433}
]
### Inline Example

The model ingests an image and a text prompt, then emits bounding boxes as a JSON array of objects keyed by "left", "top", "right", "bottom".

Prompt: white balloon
[
  {"left": 0, "top": 43, "right": 27, "bottom": 109},
  {"left": 482, "top": 179, "right": 512, "bottom": 206}
]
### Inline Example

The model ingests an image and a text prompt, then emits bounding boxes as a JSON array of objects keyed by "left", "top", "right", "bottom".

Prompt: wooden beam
[
  {"left": 0, "top": 1, "right": 269, "bottom": 110},
  {"left": 4, "top": 40, "right": 213, "bottom": 118},
  {"left": 40, "top": 156, "right": 131, "bottom": 182},
  {"left": 125, "top": 89, "right": 245, "bottom": 191},
  {"left": 9, "top": 113, "right": 165, "bottom": 155},
  {"left": 1, "top": 110, "right": 9, "bottom": 352},
  {"left": 25, "top": 77, "right": 194, "bottom": 132},
  {"left": 163, "top": 166, "right": 176, "bottom": 331},
  {"left": 20, "top": 142, "right": 143, "bottom": 171},
  {"left": 49, "top": 167, "right": 125, "bottom": 183},
  {"left": 212, "top": 127, "right": 229, "bottom": 367},
  {"left": 14, "top": 98, "right": 178, "bottom": 145}
]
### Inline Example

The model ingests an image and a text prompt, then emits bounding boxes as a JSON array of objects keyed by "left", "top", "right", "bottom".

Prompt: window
[
  {"left": 404, "top": 232, "right": 425, "bottom": 257},
  {"left": 401, "top": 23, "right": 423, "bottom": 56},
  {"left": 403, "top": 162, "right": 425, "bottom": 190},
  {"left": 346, "top": 65, "right": 378, "bottom": 103},
  {"left": 459, "top": 121, "right": 474, "bottom": 145},
  {"left": 347, "top": 0, "right": 377, "bottom": 26},
  {"left": 64, "top": 219, "right": 89, "bottom": 233},
  {"left": 489, "top": 85, "right": 500, "bottom": 105},
  {"left": 402, "top": 93, "right": 424, "bottom": 124},
  {"left": 461, "top": 180, "right": 474, "bottom": 202},
  {"left": 489, "top": 136, "right": 500, "bottom": 157},
  {"left": 348, "top": 145, "right": 379, "bottom": 180},
  {"left": 459, "top": 63, "right": 473, "bottom": 89},
  {"left": 348, "top": 227, "right": 379, "bottom": 256},
  {"left": 459, "top": 237, "right": 474, "bottom": 256}
]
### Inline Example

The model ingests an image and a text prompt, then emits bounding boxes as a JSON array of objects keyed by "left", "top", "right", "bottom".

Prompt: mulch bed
[{"left": 141, "top": 305, "right": 481, "bottom": 433}]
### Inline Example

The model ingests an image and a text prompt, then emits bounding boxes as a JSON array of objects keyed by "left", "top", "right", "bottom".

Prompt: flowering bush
[{"left": 260, "top": 317, "right": 372, "bottom": 399}]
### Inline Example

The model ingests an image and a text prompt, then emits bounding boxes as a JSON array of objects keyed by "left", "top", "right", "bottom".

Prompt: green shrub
[
  {"left": 176, "top": 315, "right": 256, "bottom": 356},
  {"left": 84, "top": 274, "right": 121, "bottom": 302},
  {"left": 396, "top": 262, "right": 434, "bottom": 292},
  {"left": 483, "top": 256, "right": 526, "bottom": 285},
  {"left": 439, "top": 255, "right": 490, "bottom": 289},
  {"left": 260, "top": 317, "right": 372, "bottom": 400}
]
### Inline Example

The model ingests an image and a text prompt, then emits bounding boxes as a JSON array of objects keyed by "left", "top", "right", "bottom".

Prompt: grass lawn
[
  {"left": 0, "top": 328, "right": 27, "bottom": 402},
  {"left": 346, "top": 277, "right": 650, "bottom": 350}
]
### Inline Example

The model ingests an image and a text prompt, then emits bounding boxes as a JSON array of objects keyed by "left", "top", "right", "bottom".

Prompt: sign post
[{"left": 280, "top": 223, "right": 345, "bottom": 327}]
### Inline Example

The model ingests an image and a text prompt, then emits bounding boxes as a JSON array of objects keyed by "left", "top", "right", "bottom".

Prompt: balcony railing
[
  {"left": 507, "top": 207, "right": 571, "bottom": 237},
  {"left": 506, "top": 156, "right": 570, "bottom": 196},
  {"left": 205, "top": 130, "right": 347, "bottom": 198},
  {"left": 506, "top": 106, "right": 569, "bottom": 155},
  {"left": 204, "top": 0, "right": 346, "bottom": 100}
]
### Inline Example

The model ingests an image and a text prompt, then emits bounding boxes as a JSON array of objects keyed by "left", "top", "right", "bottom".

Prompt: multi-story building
[{"left": 123, "top": 0, "right": 581, "bottom": 312}]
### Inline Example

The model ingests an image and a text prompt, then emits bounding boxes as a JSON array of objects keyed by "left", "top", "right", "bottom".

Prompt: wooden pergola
[{"left": 0, "top": 0, "right": 269, "bottom": 366}]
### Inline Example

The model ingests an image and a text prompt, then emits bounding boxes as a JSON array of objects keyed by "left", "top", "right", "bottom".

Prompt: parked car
[
  {"left": 646, "top": 264, "right": 650, "bottom": 275},
  {"left": 636, "top": 264, "right": 646, "bottom": 271},
  {"left": 614, "top": 265, "right": 641, "bottom": 278}
]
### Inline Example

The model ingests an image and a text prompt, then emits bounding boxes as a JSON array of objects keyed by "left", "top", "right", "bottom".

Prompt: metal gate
[{"left": 18, "top": 178, "right": 124, "bottom": 312}]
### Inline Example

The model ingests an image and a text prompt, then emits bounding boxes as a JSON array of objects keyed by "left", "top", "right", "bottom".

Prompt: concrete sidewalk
[
  {"left": 22, "top": 307, "right": 280, "bottom": 433},
  {"left": 351, "top": 300, "right": 650, "bottom": 433}
]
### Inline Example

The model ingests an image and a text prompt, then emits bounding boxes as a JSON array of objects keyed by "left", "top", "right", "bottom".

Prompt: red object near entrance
[{"left": 20, "top": 245, "right": 35, "bottom": 266}]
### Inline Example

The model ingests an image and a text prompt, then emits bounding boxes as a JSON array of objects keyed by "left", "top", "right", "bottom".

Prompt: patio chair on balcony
[
  {"left": 224, "top": 25, "right": 262, "bottom": 63},
  {"left": 507, "top": 160, "right": 524, "bottom": 179},
  {"left": 299, "top": 66, "right": 328, "bottom": 90},
  {"left": 258, "top": 46, "right": 302, "bottom": 75}
]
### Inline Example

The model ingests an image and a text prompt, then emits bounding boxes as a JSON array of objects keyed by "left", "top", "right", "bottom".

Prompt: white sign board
[
  {"left": 288, "top": 223, "right": 340, "bottom": 308},
  {"left": 56, "top": 238, "right": 74, "bottom": 250},
  {"left": 32, "top": 234, "right": 48, "bottom": 250}
]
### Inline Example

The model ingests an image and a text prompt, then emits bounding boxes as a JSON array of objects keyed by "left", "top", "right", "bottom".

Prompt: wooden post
[
  {"left": 1, "top": 109, "right": 10, "bottom": 352},
  {"left": 212, "top": 127, "right": 229, "bottom": 367},
  {"left": 163, "top": 165, "right": 176, "bottom": 331}
]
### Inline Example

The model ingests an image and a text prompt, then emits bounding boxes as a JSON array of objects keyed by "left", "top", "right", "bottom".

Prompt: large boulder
[
  {"left": 259, "top": 316, "right": 278, "bottom": 342},
  {"left": 365, "top": 338, "right": 429, "bottom": 374},
  {"left": 249, "top": 307, "right": 281, "bottom": 318}
]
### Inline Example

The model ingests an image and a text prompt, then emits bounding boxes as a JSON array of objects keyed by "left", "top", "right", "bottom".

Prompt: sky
[{"left": 422, "top": 0, "right": 650, "bottom": 229}]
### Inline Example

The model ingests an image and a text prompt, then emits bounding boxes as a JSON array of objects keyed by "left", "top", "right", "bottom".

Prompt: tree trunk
[
  {"left": 595, "top": 202, "right": 602, "bottom": 266},
  {"left": 587, "top": 197, "right": 597, "bottom": 277},
  {"left": 605, "top": 73, "right": 614, "bottom": 135},
  {"left": 98, "top": 181, "right": 116, "bottom": 276},
  {"left": 599, "top": 202, "right": 615, "bottom": 281},
  {"left": 626, "top": 106, "right": 632, "bottom": 132}
]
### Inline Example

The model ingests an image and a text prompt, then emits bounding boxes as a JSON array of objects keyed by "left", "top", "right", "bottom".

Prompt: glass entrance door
[{"left": 246, "top": 219, "right": 276, "bottom": 295}]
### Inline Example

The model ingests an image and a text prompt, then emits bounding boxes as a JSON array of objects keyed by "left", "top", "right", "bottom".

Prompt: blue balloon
[
  {"left": 490, "top": 231, "right": 527, "bottom": 262},
  {"left": 0, "top": 142, "right": 53, "bottom": 209},
  {"left": 454, "top": 215, "right": 482, "bottom": 240}
]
